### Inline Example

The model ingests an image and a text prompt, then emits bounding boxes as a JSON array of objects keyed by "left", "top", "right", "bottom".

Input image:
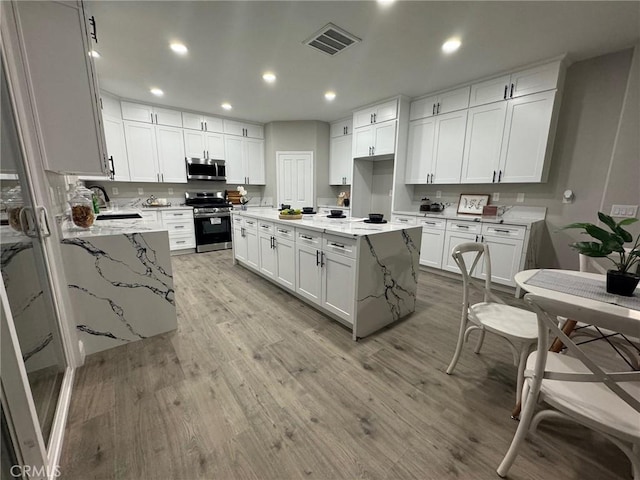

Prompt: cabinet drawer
[
  {"left": 164, "top": 219, "right": 194, "bottom": 235},
  {"left": 296, "top": 228, "right": 322, "bottom": 245},
  {"left": 243, "top": 217, "right": 258, "bottom": 231},
  {"left": 481, "top": 223, "right": 526, "bottom": 240},
  {"left": 275, "top": 224, "right": 295, "bottom": 239},
  {"left": 161, "top": 210, "right": 193, "bottom": 221},
  {"left": 447, "top": 220, "right": 481, "bottom": 234},
  {"left": 258, "top": 220, "right": 274, "bottom": 234},
  {"left": 232, "top": 215, "right": 244, "bottom": 226},
  {"left": 323, "top": 234, "right": 357, "bottom": 259},
  {"left": 169, "top": 233, "right": 195, "bottom": 250},
  {"left": 139, "top": 211, "right": 159, "bottom": 223},
  {"left": 419, "top": 217, "right": 446, "bottom": 230},
  {"left": 391, "top": 214, "right": 417, "bottom": 225}
]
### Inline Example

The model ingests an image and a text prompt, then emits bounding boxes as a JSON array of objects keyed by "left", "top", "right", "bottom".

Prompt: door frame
[{"left": 275, "top": 150, "right": 315, "bottom": 209}]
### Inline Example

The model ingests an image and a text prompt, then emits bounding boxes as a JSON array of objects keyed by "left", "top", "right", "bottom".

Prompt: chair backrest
[
  {"left": 451, "top": 242, "right": 493, "bottom": 304},
  {"left": 524, "top": 293, "right": 640, "bottom": 413},
  {"left": 578, "top": 253, "right": 608, "bottom": 274}
]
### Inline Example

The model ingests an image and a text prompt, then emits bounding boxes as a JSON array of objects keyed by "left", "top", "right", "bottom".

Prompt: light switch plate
[
  {"left": 112, "top": 187, "right": 119, "bottom": 195},
  {"left": 137, "top": 188, "right": 144, "bottom": 195},
  {"left": 611, "top": 204, "right": 638, "bottom": 218},
  {"left": 493, "top": 192, "right": 500, "bottom": 201},
  {"left": 436, "top": 190, "right": 442, "bottom": 198},
  {"left": 516, "top": 193, "right": 525, "bottom": 203}
]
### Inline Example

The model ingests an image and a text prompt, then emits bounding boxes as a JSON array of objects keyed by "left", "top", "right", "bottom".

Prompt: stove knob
[{"left": 194, "top": 208, "right": 199, "bottom": 214}]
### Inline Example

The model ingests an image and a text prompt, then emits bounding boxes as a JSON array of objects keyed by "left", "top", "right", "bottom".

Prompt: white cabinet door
[
  {"left": 205, "top": 132, "right": 225, "bottom": 160},
  {"left": 233, "top": 225, "right": 248, "bottom": 262},
  {"left": 245, "top": 138, "right": 265, "bottom": 184},
  {"left": 156, "top": 125, "right": 186, "bottom": 183},
  {"left": 245, "top": 227, "right": 259, "bottom": 269},
  {"left": 330, "top": 118, "right": 353, "bottom": 137},
  {"left": 244, "top": 123, "right": 264, "bottom": 139},
  {"left": 123, "top": 121, "right": 158, "bottom": 182},
  {"left": 409, "top": 95, "right": 438, "bottom": 121},
  {"left": 224, "top": 136, "right": 244, "bottom": 184},
  {"left": 258, "top": 233, "right": 277, "bottom": 279},
  {"left": 437, "top": 86, "right": 470, "bottom": 115},
  {"left": 223, "top": 120, "right": 263, "bottom": 139},
  {"left": 461, "top": 102, "right": 507, "bottom": 183},
  {"left": 373, "top": 121, "right": 396, "bottom": 156},
  {"left": 353, "top": 126, "right": 374, "bottom": 157},
  {"left": 329, "top": 135, "right": 352, "bottom": 185},
  {"left": 405, "top": 117, "right": 435, "bottom": 184},
  {"left": 479, "top": 236, "right": 524, "bottom": 287},
  {"left": 373, "top": 99, "right": 398, "bottom": 124},
  {"left": 510, "top": 61, "right": 560, "bottom": 98},
  {"left": 295, "top": 243, "right": 322, "bottom": 306},
  {"left": 432, "top": 110, "right": 467, "bottom": 184},
  {"left": 121, "top": 102, "right": 154, "bottom": 123},
  {"left": 223, "top": 120, "right": 244, "bottom": 136},
  {"left": 203, "top": 116, "right": 224, "bottom": 133},
  {"left": 154, "top": 107, "right": 182, "bottom": 127},
  {"left": 275, "top": 237, "right": 296, "bottom": 290},
  {"left": 499, "top": 90, "right": 555, "bottom": 183},
  {"left": 469, "top": 74, "right": 511, "bottom": 107},
  {"left": 182, "top": 112, "right": 203, "bottom": 131},
  {"left": 419, "top": 228, "right": 445, "bottom": 269},
  {"left": 441, "top": 231, "right": 478, "bottom": 274},
  {"left": 184, "top": 130, "right": 205, "bottom": 159},
  {"left": 321, "top": 251, "right": 356, "bottom": 323},
  {"left": 103, "top": 115, "right": 130, "bottom": 181}
]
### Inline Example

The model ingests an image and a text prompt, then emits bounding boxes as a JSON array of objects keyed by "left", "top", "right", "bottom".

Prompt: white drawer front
[
  {"left": 275, "top": 225, "right": 295, "bottom": 239},
  {"left": 391, "top": 214, "right": 417, "bottom": 225},
  {"left": 447, "top": 220, "right": 481, "bottom": 234},
  {"left": 140, "top": 211, "right": 159, "bottom": 223},
  {"left": 232, "top": 215, "right": 243, "bottom": 226},
  {"left": 323, "top": 234, "right": 357, "bottom": 259},
  {"left": 164, "top": 219, "right": 194, "bottom": 235},
  {"left": 482, "top": 223, "right": 526, "bottom": 240},
  {"left": 169, "top": 233, "right": 195, "bottom": 250},
  {"left": 161, "top": 210, "right": 192, "bottom": 221},
  {"left": 243, "top": 217, "right": 258, "bottom": 231},
  {"left": 419, "top": 217, "right": 446, "bottom": 230},
  {"left": 296, "top": 228, "right": 321, "bottom": 245},
  {"left": 258, "top": 220, "right": 274, "bottom": 233}
]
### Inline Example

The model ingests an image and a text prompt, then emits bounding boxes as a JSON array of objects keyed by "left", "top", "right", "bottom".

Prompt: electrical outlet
[
  {"left": 516, "top": 193, "right": 525, "bottom": 203},
  {"left": 168, "top": 188, "right": 174, "bottom": 195},
  {"left": 137, "top": 188, "right": 144, "bottom": 195},
  {"left": 111, "top": 187, "right": 119, "bottom": 195},
  {"left": 611, "top": 204, "right": 638, "bottom": 218},
  {"left": 436, "top": 190, "right": 442, "bottom": 198},
  {"left": 493, "top": 192, "right": 500, "bottom": 202}
]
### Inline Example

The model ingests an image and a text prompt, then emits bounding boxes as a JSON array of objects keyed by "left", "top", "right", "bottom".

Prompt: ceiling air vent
[{"left": 304, "top": 23, "right": 361, "bottom": 56}]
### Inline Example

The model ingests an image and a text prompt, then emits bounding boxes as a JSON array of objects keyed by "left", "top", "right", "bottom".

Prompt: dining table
[{"left": 510, "top": 268, "right": 640, "bottom": 417}]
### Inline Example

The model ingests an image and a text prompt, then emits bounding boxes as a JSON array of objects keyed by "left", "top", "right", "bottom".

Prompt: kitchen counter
[
  {"left": 234, "top": 209, "right": 416, "bottom": 238},
  {"left": 392, "top": 206, "right": 546, "bottom": 227}
]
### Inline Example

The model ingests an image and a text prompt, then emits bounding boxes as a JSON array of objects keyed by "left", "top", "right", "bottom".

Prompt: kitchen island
[
  {"left": 60, "top": 218, "right": 177, "bottom": 355},
  {"left": 231, "top": 210, "right": 422, "bottom": 339}
]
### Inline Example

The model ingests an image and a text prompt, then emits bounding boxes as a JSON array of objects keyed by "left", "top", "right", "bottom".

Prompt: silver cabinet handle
[
  {"left": 320, "top": 251, "right": 325, "bottom": 267},
  {"left": 423, "top": 221, "right": 436, "bottom": 225},
  {"left": 475, "top": 234, "right": 478, "bottom": 242},
  {"left": 458, "top": 225, "right": 469, "bottom": 229},
  {"left": 329, "top": 242, "right": 345, "bottom": 248},
  {"left": 205, "top": 121, "right": 208, "bottom": 131},
  {"left": 176, "top": 240, "right": 186, "bottom": 244},
  {"left": 398, "top": 219, "right": 408, "bottom": 222},
  {"left": 432, "top": 103, "right": 436, "bottom": 115},
  {"left": 203, "top": 150, "right": 206, "bottom": 159},
  {"left": 201, "top": 121, "right": 204, "bottom": 130},
  {"left": 277, "top": 229, "right": 288, "bottom": 234},
  {"left": 174, "top": 225, "right": 185, "bottom": 229},
  {"left": 301, "top": 235, "right": 313, "bottom": 240},
  {"left": 494, "top": 229, "right": 512, "bottom": 234},
  {"left": 510, "top": 84, "right": 514, "bottom": 98},
  {"left": 150, "top": 113, "right": 154, "bottom": 123},
  {"left": 503, "top": 85, "right": 508, "bottom": 100},
  {"left": 373, "top": 113, "right": 377, "bottom": 123},
  {"left": 173, "top": 213, "right": 184, "bottom": 216},
  {"left": 436, "top": 103, "right": 440, "bottom": 114},
  {"left": 155, "top": 113, "right": 158, "bottom": 124},
  {"left": 261, "top": 224, "right": 269, "bottom": 229},
  {"left": 316, "top": 250, "right": 320, "bottom": 266}
]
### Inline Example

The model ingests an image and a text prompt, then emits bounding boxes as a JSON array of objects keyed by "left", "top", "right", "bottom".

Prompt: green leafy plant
[{"left": 563, "top": 212, "right": 640, "bottom": 274}]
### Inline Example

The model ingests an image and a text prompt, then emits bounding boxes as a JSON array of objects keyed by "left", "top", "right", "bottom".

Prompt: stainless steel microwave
[{"left": 185, "top": 158, "right": 226, "bottom": 181}]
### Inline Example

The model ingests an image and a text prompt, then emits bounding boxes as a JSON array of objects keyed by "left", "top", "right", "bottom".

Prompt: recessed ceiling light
[
  {"left": 170, "top": 43, "right": 188, "bottom": 55},
  {"left": 221, "top": 102, "right": 232, "bottom": 110},
  {"left": 442, "top": 38, "right": 462, "bottom": 54},
  {"left": 88, "top": 50, "right": 100, "bottom": 58},
  {"left": 377, "top": 0, "right": 395, "bottom": 5},
  {"left": 262, "top": 72, "right": 276, "bottom": 83},
  {"left": 324, "top": 91, "right": 336, "bottom": 101},
  {"left": 150, "top": 88, "right": 164, "bottom": 96}
]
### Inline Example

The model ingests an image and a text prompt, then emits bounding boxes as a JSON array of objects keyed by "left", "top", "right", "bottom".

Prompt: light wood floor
[{"left": 59, "top": 250, "right": 631, "bottom": 479}]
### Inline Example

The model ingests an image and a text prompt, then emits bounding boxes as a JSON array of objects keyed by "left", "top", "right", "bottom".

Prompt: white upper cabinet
[
  {"left": 124, "top": 121, "right": 158, "bottom": 182},
  {"left": 409, "top": 86, "right": 470, "bottom": 121},
  {"left": 121, "top": 101, "right": 182, "bottom": 127},
  {"left": 353, "top": 99, "right": 398, "bottom": 129},
  {"left": 330, "top": 118, "right": 353, "bottom": 137},
  {"left": 405, "top": 110, "right": 467, "bottom": 184},
  {"left": 225, "top": 136, "right": 265, "bottom": 185},
  {"left": 103, "top": 115, "right": 130, "bottom": 182},
  {"left": 469, "top": 61, "right": 561, "bottom": 107},
  {"left": 182, "top": 112, "right": 224, "bottom": 133},
  {"left": 205, "top": 132, "right": 225, "bottom": 160},
  {"left": 353, "top": 121, "right": 396, "bottom": 157},
  {"left": 14, "top": 1, "right": 108, "bottom": 176},
  {"left": 184, "top": 130, "right": 225, "bottom": 160},
  {"left": 101, "top": 93, "right": 122, "bottom": 118},
  {"left": 155, "top": 125, "right": 187, "bottom": 183},
  {"left": 329, "top": 134, "right": 352, "bottom": 185},
  {"left": 223, "top": 119, "right": 264, "bottom": 139}
]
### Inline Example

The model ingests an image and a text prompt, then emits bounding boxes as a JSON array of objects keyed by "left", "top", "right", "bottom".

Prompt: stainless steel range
[{"left": 185, "top": 192, "right": 233, "bottom": 253}]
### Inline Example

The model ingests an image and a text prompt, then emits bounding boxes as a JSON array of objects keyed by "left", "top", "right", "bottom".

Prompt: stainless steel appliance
[
  {"left": 186, "top": 158, "right": 226, "bottom": 181},
  {"left": 185, "top": 192, "right": 233, "bottom": 252}
]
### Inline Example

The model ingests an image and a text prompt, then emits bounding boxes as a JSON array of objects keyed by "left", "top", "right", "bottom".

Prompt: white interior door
[{"left": 277, "top": 151, "right": 314, "bottom": 209}]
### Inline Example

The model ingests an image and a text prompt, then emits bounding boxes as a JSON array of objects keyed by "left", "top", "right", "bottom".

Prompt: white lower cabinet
[
  {"left": 233, "top": 218, "right": 248, "bottom": 263},
  {"left": 295, "top": 242, "right": 323, "bottom": 306},
  {"left": 160, "top": 209, "right": 195, "bottom": 251},
  {"left": 441, "top": 230, "right": 479, "bottom": 274},
  {"left": 418, "top": 218, "right": 446, "bottom": 269},
  {"left": 477, "top": 224, "right": 526, "bottom": 287},
  {"left": 321, "top": 250, "right": 356, "bottom": 323},
  {"left": 258, "top": 221, "right": 277, "bottom": 279},
  {"left": 275, "top": 235, "right": 296, "bottom": 290},
  {"left": 243, "top": 219, "right": 259, "bottom": 269}
]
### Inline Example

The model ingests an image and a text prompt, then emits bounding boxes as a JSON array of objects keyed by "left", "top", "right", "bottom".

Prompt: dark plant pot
[{"left": 606, "top": 270, "right": 640, "bottom": 296}]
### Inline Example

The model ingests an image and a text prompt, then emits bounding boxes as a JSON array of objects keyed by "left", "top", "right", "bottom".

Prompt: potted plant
[{"left": 563, "top": 212, "right": 640, "bottom": 296}]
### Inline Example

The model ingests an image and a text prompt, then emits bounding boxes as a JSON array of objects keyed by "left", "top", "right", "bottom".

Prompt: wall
[
  {"left": 264, "top": 120, "right": 331, "bottom": 205},
  {"left": 411, "top": 47, "right": 635, "bottom": 269}
]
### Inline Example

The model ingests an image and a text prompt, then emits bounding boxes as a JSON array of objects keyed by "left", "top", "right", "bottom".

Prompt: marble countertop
[
  {"left": 62, "top": 219, "right": 166, "bottom": 239},
  {"left": 138, "top": 205, "right": 193, "bottom": 211},
  {"left": 317, "top": 204, "right": 351, "bottom": 210},
  {"left": 233, "top": 209, "right": 420, "bottom": 238},
  {"left": 392, "top": 208, "right": 546, "bottom": 227}
]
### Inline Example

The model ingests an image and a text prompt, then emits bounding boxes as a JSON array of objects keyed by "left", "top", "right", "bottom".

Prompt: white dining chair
[
  {"left": 497, "top": 293, "right": 640, "bottom": 479},
  {"left": 446, "top": 242, "right": 538, "bottom": 402}
]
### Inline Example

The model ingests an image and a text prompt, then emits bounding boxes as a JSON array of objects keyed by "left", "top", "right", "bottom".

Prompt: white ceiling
[{"left": 90, "top": 1, "right": 640, "bottom": 124}]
